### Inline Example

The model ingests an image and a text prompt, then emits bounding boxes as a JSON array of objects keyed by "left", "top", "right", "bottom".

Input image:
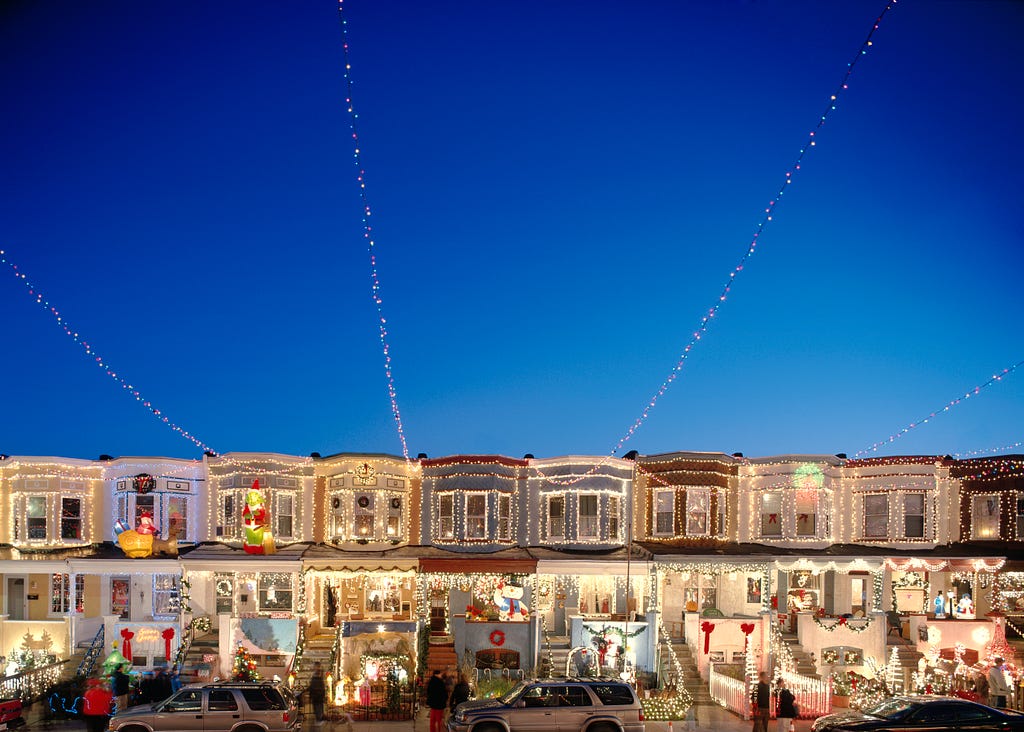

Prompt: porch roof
[{"left": 177, "top": 541, "right": 305, "bottom": 572}]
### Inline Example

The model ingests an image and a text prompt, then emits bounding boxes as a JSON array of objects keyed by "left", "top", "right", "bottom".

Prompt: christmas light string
[
  {"left": 336, "top": 0, "right": 409, "bottom": 461},
  {"left": 854, "top": 357, "right": 1024, "bottom": 457},
  {"left": 0, "top": 249, "right": 216, "bottom": 455},
  {"left": 533, "top": 0, "right": 898, "bottom": 486},
  {"left": 955, "top": 441, "right": 1024, "bottom": 459},
  {"left": 604, "top": 1, "right": 898, "bottom": 459}
]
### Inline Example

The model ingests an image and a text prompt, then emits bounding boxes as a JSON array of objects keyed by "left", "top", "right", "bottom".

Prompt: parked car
[
  {"left": 109, "top": 681, "right": 298, "bottom": 732},
  {"left": 812, "top": 695, "right": 1024, "bottom": 731},
  {"left": 0, "top": 698, "right": 23, "bottom": 729},
  {"left": 448, "top": 677, "right": 644, "bottom": 732}
]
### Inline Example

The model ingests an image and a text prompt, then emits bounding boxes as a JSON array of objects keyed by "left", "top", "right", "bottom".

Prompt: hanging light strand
[
  {"left": 854, "top": 357, "right": 1024, "bottom": 458},
  {"left": 605, "top": 0, "right": 899, "bottom": 459},
  {"left": 336, "top": 0, "right": 410, "bottom": 460},
  {"left": 0, "top": 249, "right": 216, "bottom": 455},
  {"left": 955, "top": 441, "right": 1024, "bottom": 459}
]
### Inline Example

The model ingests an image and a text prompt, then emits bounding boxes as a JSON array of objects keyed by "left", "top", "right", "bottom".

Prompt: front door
[
  {"left": 429, "top": 595, "right": 446, "bottom": 634},
  {"left": 6, "top": 577, "right": 25, "bottom": 620}
]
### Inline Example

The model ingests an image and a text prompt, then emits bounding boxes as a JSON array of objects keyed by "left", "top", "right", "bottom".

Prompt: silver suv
[
  {"left": 109, "top": 682, "right": 299, "bottom": 732},
  {"left": 449, "top": 678, "right": 645, "bottom": 732}
]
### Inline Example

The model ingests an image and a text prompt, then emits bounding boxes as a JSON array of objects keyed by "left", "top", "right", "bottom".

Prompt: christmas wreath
[{"left": 489, "top": 629, "right": 506, "bottom": 647}]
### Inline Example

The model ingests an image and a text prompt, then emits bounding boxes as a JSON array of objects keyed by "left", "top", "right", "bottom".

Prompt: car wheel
[
  {"left": 472, "top": 724, "right": 503, "bottom": 732},
  {"left": 586, "top": 724, "right": 618, "bottom": 732},
  {"left": 117, "top": 725, "right": 149, "bottom": 732}
]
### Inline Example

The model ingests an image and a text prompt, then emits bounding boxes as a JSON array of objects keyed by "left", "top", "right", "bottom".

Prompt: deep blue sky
[{"left": 1, "top": 1, "right": 1021, "bottom": 461}]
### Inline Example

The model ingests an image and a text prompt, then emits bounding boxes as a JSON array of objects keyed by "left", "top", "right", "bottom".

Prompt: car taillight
[
  {"left": 638, "top": 709, "right": 644, "bottom": 722},
  {"left": 283, "top": 712, "right": 289, "bottom": 723}
]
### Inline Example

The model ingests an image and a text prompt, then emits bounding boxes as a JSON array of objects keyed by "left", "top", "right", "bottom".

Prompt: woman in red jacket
[{"left": 83, "top": 678, "right": 114, "bottom": 732}]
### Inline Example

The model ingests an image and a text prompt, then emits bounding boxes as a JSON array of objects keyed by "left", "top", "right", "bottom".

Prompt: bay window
[
  {"left": 795, "top": 491, "right": 817, "bottom": 536},
  {"left": 497, "top": 494, "right": 512, "bottom": 541},
  {"left": 61, "top": 497, "right": 82, "bottom": 540},
  {"left": 27, "top": 496, "right": 47, "bottom": 540},
  {"left": 903, "top": 493, "right": 925, "bottom": 538},
  {"left": 465, "top": 494, "right": 487, "bottom": 539},
  {"left": 608, "top": 496, "right": 621, "bottom": 540},
  {"left": 437, "top": 494, "right": 454, "bottom": 539},
  {"left": 972, "top": 494, "right": 1000, "bottom": 539},
  {"left": 686, "top": 488, "right": 709, "bottom": 536}
]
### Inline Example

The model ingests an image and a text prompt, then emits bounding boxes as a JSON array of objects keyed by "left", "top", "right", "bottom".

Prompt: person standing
[
  {"left": 776, "top": 678, "right": 797, "bottom": 732},
  {"left": 308, "top": 662, "right": 326, "bottom": 724},
  {"left": 426, "top": 669, "right": 448, "bottom": 732},
  {"left": 989, "top": 657, "right": 1012, "bottom": 707},
  {"left": 449, "top": 672, "right": 471, "bottom": 716},
  {"left": 112, "top": 667, "right": 130, "bottom": 713},
  {"left": 82, "top": 678, "right": 114, "bottom": 732},
  {"left": 752, "top": 671, "right": 771, "bottom": 732}
]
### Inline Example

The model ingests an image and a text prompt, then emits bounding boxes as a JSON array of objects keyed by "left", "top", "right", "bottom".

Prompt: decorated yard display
[
  {"left": 232, "top": 644, "right": 260, "bottom": 681},
  {"left": 115, "top": 516, "right": 181, "bottom": 558},
  {"left": 242, "top": 480, "right": 274, "bottom": 554},
  {"left": 493, "top": 582, "right": 528, "bottom": 622}
]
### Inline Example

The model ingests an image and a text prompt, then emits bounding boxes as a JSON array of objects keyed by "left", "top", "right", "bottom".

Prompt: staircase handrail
[
  {"left": 75, "top": 624, "right": 105, "bottom": 678},
  {"left": 539, "top": 614, "right": 553, "bottom": 675},
  {"left": 327, "top": 621, "right": 344, "bottom": 677},
  {"left": 290, "top": 618, "right": 308, "bottom": 676},
  {"left": 173, "top": 616, "right": 211, "bottom": 675}
]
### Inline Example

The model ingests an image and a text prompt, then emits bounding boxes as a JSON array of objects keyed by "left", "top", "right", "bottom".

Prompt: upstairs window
[
  {"left": 972, "top": 494, "right": 1000, "bottom": 540},
  {"left": 219, "top": 493, "right": 236, "bottom": 538},
  {"left": 276, "top": 494, "right": 294, "bottom": 539},
  {"left": 548, "top": 496, "right": 565, "bottom": 539},
  {"left": 686, "top": 488, "right": 709, "bottom": 536},
  {"left": 497, "top": 494, "right": 512, "bottom": 541},
  {"left": 863, "top": 494, "right": 889, "bottom": 538},
  {"left": 167, "top": 496, "right": 188, "bottom": 540},
  {"left": 579, "top": 495, "right": 599, "bottom": 539},
  {"left": 795, "top": 491, "right": 817, "bottom": 537},
  {"left": 760, "top": 493, "right": 782, "bottom": 537},
  {"left": 387, "top": 496, "right": 403, "bottom": 539},
  {"left": 437, "top": 494, "right": 454, "bottom": 539},
  {"left": 903, "top": 494, "right": 925, "bottom": 538},
  {"left": 61, "top": 497, "right": 82, "bottom": 540},
  {"left": 466, "top": 494, "right": 487, "bottom": 539},
  {"left": 355, "top": 493, "right": 375, "bottom": 538},
  {"left": 608, "top": 496, "right": 621, "bottom": 540},
  {"left": 654, "top": 490, "right": 674, "bottom": 536},
  {"left": 27, "top": 496, "right": 47, "bottom": 540},
  {"left": 153, "top": 574, "right": 180, "bottom": 617}
]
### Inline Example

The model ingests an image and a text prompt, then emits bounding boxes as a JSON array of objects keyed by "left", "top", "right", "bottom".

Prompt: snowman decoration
[{"left": 493, "top": 582, "right": 529, "bottom": 622}]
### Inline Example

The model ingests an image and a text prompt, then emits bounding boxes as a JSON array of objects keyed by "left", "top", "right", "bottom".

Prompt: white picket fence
[
  {"left": 709, "top": 664, "right": 751, "bottom": 719},
  {"left": 709, "top": 665, "right": 832, "bottom": 720}
]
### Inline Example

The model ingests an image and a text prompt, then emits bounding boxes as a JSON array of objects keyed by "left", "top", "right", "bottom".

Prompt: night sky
[{"left": 1, "top": 1, "right": 1021, "bottom": 461}]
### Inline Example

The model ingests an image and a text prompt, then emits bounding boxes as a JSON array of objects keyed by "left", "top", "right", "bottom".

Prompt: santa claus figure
[{"left": 136, "top": 511, "right": 158, "bottom": 536}]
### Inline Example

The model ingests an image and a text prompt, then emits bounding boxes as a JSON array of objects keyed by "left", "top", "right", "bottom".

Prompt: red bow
[
  {"left": 768, "top": 514, "right": 778, "bottom": 524},
  {"left": 120, "top": 628, "right": 134, "bottom": 661},
  {"left": 701, "top": 621, "right": 716, "bottom": 655},
  {"left": 838, "top": 616, "right": 848, "bottom": 626},
  {"left": 162, "top": 628, "right": 175, "bottom": 661},
  {"left": 741, "top": 623, "right": 755, "bottom": 636}
]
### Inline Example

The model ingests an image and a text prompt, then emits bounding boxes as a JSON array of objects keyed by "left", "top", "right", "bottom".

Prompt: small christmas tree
[{"left": 232, "top": 644, "right": 260, "bottom": 682}]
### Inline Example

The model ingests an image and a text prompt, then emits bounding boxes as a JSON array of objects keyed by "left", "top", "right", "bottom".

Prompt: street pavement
[{"left": 23, "top": 702, "right": 819, "bottom": 732}]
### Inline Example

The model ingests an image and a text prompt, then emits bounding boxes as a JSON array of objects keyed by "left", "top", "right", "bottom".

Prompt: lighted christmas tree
[{"left": 232, "top": 644, "right": 260, "bottom": 682}]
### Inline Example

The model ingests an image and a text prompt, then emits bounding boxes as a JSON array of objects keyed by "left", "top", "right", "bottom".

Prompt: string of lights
[
  {"left": 955, "top": 441, "right": 1024, "bottom": 459},
  {"left": 604, "top": 0, "right": 898, "bottom": 459},
  {"left": 0, "top": 249, "right": 216, "bottom": 455},
  {"left": 855, "top": 357, "right": 1024, "bottom": 457},
  {"left": 335, "top": 1, "right": 409, "bottom": 461}
]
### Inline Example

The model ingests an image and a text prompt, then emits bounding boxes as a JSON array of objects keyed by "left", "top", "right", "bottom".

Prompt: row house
[{"left": 1, "top": 450, "right": 1022, "bottom": 691}]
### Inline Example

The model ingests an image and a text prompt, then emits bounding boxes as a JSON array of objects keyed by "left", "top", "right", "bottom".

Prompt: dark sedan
[{"left": 812, "top": 695, "right": 1024, "bottom": 732}]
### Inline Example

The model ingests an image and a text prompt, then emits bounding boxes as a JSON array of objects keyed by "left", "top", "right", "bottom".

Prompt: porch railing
[
  {"left": 1, "top": 660, "right": 69, "bottom": 702},
  {"left": 76, "top": 624, "right": 105, "bottom": 678},
  {"left": 709, "top": 664, "right": 751, "bottom": 719},
  {"left": 779, "top": 669, "right": 832, "bottom": 718},
  {"left": 290, "top": 618, "right": 308, "bottom": 676},
  {"left": 173, "top": 616, "right": 211, "bottom": 675}
]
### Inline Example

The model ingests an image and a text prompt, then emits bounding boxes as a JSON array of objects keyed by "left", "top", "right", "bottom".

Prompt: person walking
[
  {"left": 112, "top": 667, "right": 130, "bottom": 713},
  {"left": 426, "top": 669, "right": 448, "bottom": 732},
  {"left": 752, "top": 671, "right": 771, "bottom": 732},
  {"left": 449, "top": 672, "right": 471, "bottom": 716},
  {"left": 308, "top": 662, "right": 326, "bottom": 725},
  {"left": 989, "top": 657, "right": 1012, "bottom": 707},
  {"left": 776, "top": 677, "right": 797, "bottom": 732},
  {"left": 82, "top": 678, "right": 114, "bottom": 732}
]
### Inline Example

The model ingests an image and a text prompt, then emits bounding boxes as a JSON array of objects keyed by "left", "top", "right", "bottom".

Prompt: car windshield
[
  {"left": 499, "top": 682, "right": 529, "bottom": 705},
  {"left": 861, "top": 698, "right": 917, "bottom": 720}
]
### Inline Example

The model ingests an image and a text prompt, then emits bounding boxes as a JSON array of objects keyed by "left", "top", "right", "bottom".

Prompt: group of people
[
  {"left": 426, "top": 668, "right": 471, "bottom": 732},
  {"left": 751, "top": 672, "right": 797, "bottom": 732}
]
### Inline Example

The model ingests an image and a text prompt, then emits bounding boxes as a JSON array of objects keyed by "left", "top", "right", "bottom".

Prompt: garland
[
  {"left": 582, "top": 623, "right": 645, "bottom": 645},
  {"left": 812, "top": 616, "right": 873, "bottom": 634}
]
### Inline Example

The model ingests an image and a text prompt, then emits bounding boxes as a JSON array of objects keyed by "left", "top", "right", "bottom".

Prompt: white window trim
[
  {"left": 971, "top": 493, "right": 1001, "bottom": 540},
  {"left": 862, "top": 493, "right": 890, "bottom": 540},
  {"left": 901, "top": 492, "right": 927, "bottom": 540},
  {"left": 496, "top": 494, "right": 512, "bottom": 542},
  {"left": 578, "top": 494, "right": 599, "bottom": 539},
  {"left": 547, "top": 494, "right": 565, "bottom": 540},
  {"left": 685, "top": 488, "right": 710, "bottom": 537},
  {"left": 464, "top": 493, "right": 488, "bottom": 540},
  {"left": 760, "top": 492, "right": 783, "bottom": 538},
  {"left": 653, "top": 489, "right": 675, "bottom": 537},
  {"left": 436, "top": 493, "right": 455, "bottom": 541}
]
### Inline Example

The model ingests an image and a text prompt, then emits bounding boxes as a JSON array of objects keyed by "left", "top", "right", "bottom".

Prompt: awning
[
  {"left": 885, "top": 557, "right": 1005, "bottom": 573},
  {"left": 419, "top": 557, "right": 536, "bottom": 574}
]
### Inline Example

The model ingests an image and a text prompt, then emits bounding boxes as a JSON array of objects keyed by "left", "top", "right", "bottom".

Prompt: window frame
[
  {"left": 547, "top": 495, "right": 565, "bottom": 540},
  {"left": 685, "top": 488, "right": 710, "bottom": 537},
  {"left": 971, "top": 493, "right": 1000, "bottom": 540},
  {"left": 464, "top": 493, "right": 487, "bottom": 540},
  {"left": 437, "top": 493, "right": 455, "bottom": 540},
  {"left": 653, "top": 489, "right": 675, "bottom": 537},
  {"left": 903, "top": 493, "right": 926, "bottom": 539},
  {"left": 152, "top": 574, "right": 181, "bottom": 618},
  {"left": 608, "top": 495, "right": 621, "bottom": 541},
  {"left": 496, "top": 494, "right": 512, "bottom": 542},
  {"left": 760, "top": 492, "right": 782, "bottom": 538},
  {"left": 578, "top": 494, "right": 599, "bottom": 539},
  {"left": 863, "top": 493, "right": 889, "bottom": 539}
]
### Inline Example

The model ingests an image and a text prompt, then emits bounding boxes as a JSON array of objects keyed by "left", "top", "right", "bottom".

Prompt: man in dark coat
[
  {"left": 752, "top": 671, "right": 770, "bottom": 732},
  {"left": 308, "top": 662, "right": 326, "bottom": 724},
  {"left": 426, "top": 669, "right": 448, "bottom": 732}
]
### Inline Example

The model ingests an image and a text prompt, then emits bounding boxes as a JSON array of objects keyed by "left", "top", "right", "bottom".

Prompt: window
[
  {"left": 27, "top": 496, "right": 47, "bottom": 540},
  {"left": 591, "top": 684, "right": 634, "bottom": 706},
  {"left": 904, "top": 494, "right": 925, "bottom": 538},
  {"left": 559, "top": 686, "right": 591, "bottom": 706},
  {"left": 208, "top": 689, "right": 238, "bottom": 712},
  {"left": 717, "top": 493, "right": 727, "bottom": 537},
  {"left": 215, "top": 572, "right": 233, "bottom": 614},
  {"left": 59, "top": 497, "right": 82, "bottom": 540},
  {"left": 466, "top": 494, "right": 486, "bottom": 539},
  {"left": 387, "top": 496, "right": 403, "bottom": 539},
  {"left": 239, "top": 687, "right": 286, "bottom": 711},
  {"left": 497, "top": 495, "right": 512, "bottom": 541},
  {"left": 579, "top": 576, "right": 614, "bottom": 615},
  {"left": 1017, "top": 498, "right": 1024, "bottom": 540},
  {"left": 354, "top": 493, "right": 374, "bottom": 537},
  {"left": 972, "top": 494, "right": 1000, "bottom": 539},
  {"left": 276, "top": 494, "right": 294, "bottom": 539},
  {"left": 579, "top": 495, "right": 599, "bottom": 539},
  {"left": 608, "top": 496, "right": 621, "bottom": 540},
  {"left": 548, "top": 496, "right": 565, "bottom": 539},
  {"left": 111, "top": 576, "right": 130, "bottom": 619},
  {"left": 135, "top": 494, "right": 156, "bottom": 532},
  {"left": 863, "top": 494, "right": 889, "bottom": 538},
  {"left": 220, "top": 493, "right": 236, "bottom": 538},
  {"left": 760, "top": 493, "right": 782, "bottom": 537},
  {"left": 438, "top": 494, "right": 454, "bottom": 539},
  {"left": 795, "top": 491, "right": 817, "bottom": 536},
  {"left": 654, "top": 490, "right": 674, "bottom": 536},
  {"left": 366, "top": 576, "right": 401, "bottom": 614},
  {"left": 153, "top": 574, "right": 180, "bottom": 617},
  {"left": 167, "top": 690, "right": 202, "bottom": 712},
  {"left": 50, "top": 573, "right": 84, "bottom": 614},
  {"left": 258, "top": 574, "right": 293, "bottom": 611},
  {"left": 686, "top": 488, "right": 709, "bottom": 536},
  {"left": 167, "top": 496, "right": 188, "bottom": 540}
]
